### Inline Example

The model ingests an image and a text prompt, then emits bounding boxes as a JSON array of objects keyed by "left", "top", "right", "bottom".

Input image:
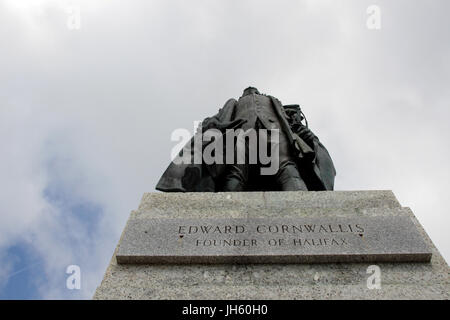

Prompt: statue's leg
[
  {"left": 276, "top": 161, "right": 308, "bottom": 191},
  {"left": 222, "top": 164, "right": 248, "bottom": 191},
  {"left": 222, "top": 138, "right": 250, "bottom": 191},
  {"left": 275, "top": 131, "right": 308, "bottom": 191}
]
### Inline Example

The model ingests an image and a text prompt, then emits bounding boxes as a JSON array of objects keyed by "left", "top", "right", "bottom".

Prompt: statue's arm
[{"left": 200, "top": 98, "right": 245, "bottom": 133}]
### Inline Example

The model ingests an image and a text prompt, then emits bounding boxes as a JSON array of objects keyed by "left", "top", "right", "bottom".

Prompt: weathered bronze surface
[{"left": 156, "top": 87, "right": 335, "bottom": 192}]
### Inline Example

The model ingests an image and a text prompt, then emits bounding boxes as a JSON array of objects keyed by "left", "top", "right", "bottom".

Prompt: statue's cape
[{"left": 156, "top": 97, "right": 336, "bottom": 192}]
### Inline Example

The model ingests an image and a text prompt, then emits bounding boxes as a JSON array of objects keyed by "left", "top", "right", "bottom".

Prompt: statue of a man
[{"left": 156, "top": 87, "right": 336, "bottom": 192}]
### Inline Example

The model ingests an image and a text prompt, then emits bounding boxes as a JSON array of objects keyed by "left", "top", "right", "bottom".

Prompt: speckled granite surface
[{"left": 94, "top": 191, "right": 449, "bottom": 300}]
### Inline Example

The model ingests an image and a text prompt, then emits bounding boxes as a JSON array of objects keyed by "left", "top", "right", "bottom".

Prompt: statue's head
[{"left": 242, "top": 87, "right": 260, "bottom": 96}]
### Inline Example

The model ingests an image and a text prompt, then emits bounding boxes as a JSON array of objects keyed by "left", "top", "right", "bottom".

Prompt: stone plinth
[{"left": 94, "top": 191, "right": 449, "bottom": 300}]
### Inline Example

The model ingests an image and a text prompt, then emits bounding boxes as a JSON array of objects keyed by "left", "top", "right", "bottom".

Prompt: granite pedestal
[{"left": 94, "top": 191, "right": 449, "bottom": 300}]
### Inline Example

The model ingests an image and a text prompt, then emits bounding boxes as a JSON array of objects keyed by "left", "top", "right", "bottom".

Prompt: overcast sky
[{"left": 0, "top": 0, "right": 449, "bottom": 299}]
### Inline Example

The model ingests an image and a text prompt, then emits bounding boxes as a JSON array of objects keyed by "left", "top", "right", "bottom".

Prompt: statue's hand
[{"left": 296, "top": 125, "right": 317, "bottom": 144}]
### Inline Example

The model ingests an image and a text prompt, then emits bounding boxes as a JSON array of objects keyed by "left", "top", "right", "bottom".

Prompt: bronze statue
[{"left": 156, "top": 87, "right": 335, "bottom": 192}]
